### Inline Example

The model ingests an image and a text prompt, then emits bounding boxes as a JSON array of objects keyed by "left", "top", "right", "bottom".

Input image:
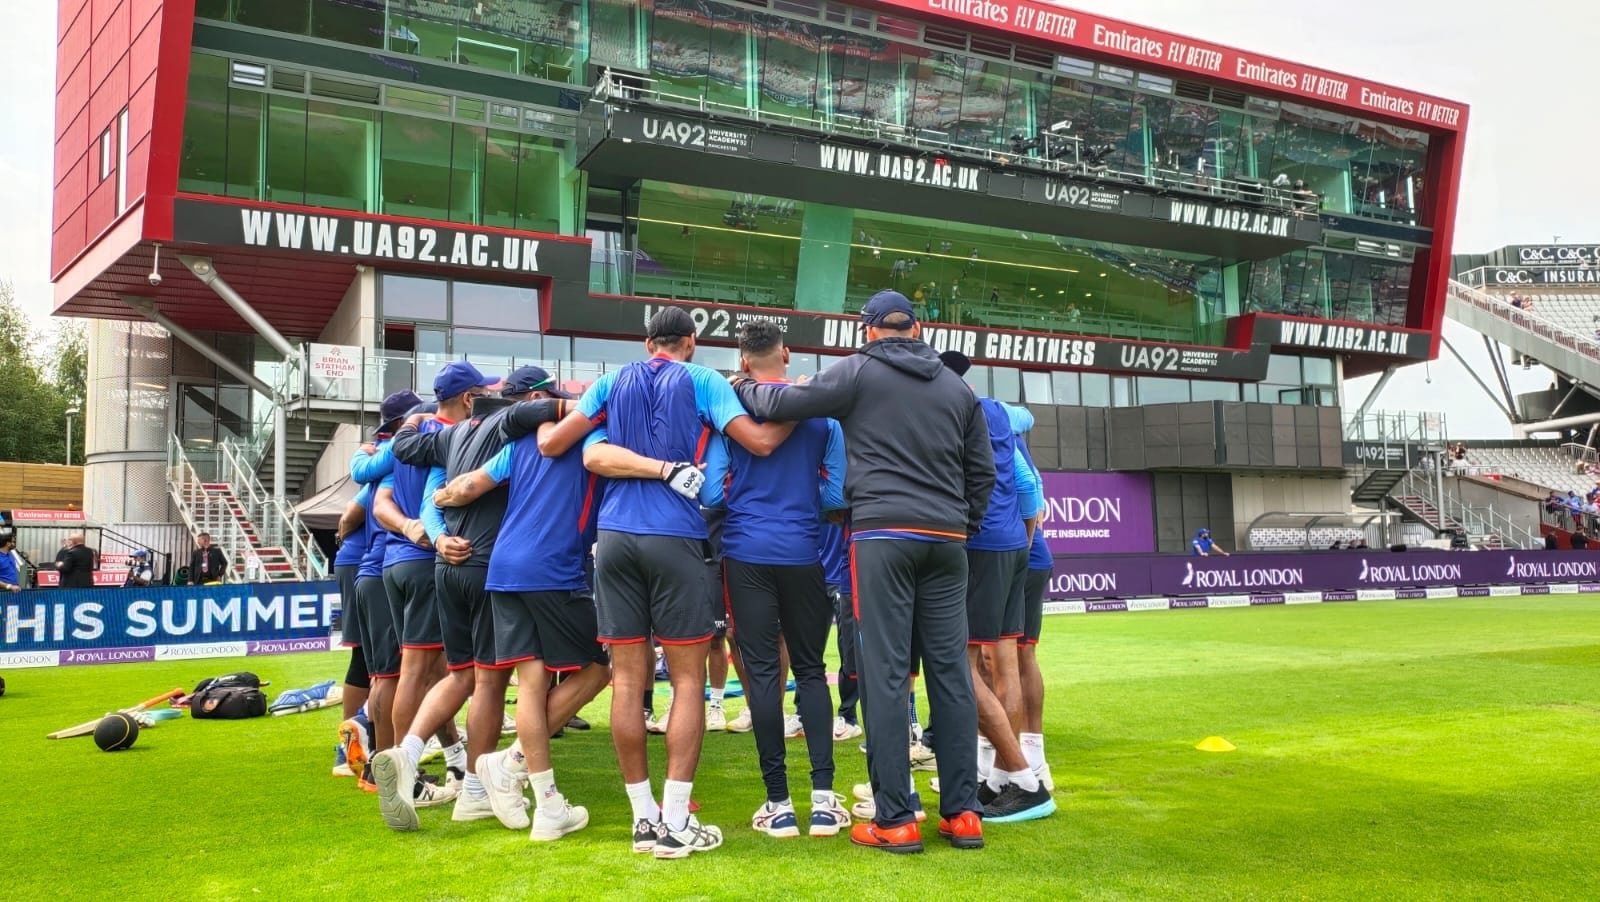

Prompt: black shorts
[
  {"left": 709, "top": 558, "right": 728, "bottom": 637},
  {"left": 435, "top": 563, "right": 493, "bottom": 670},
  {"left": 336, "top": 564, "right": 362, "bottom": 648},
  {"left": 491, "top": 589, "right": 609, "bottom": 672},
  {"left": 594, "top": 530, "right": 715, "bottom": 645},
  {"left": 1022, "top": 567, "right": 1050, "bottom": 646},
  {"left": 383, "top": 559, "right": 443, "bottom": 650},
  {"left": 355, "top": 575, "right": 401, "bottom": 678},
  {"left": 966, "top": 548, "right": 1028, "bottom": 645}
]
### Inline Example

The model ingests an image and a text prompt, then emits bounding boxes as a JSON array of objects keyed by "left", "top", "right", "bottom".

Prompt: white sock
[
  {"left": 769, "top": 796, "right": 793, "bottom": 811},
  {"left": 811, "top": 789, "right": 834, "bottom": 808},
  {"left": 529, "top": 769, "right": 559, "bottom": 809},
  {"left": 443, "top": 741, "right": 467, "bottom": 774},
  {"left": 662, "top": 779, "right": 694, "bottom": 831},
  {"left": 508, "top": 743, "right": 527, "bottom": 771},
  {"left": 625, "top": 780, "right": 660, "bottom": 823},
  {"left": 1021, "top": 733, "right": 1045, "bottom": 771},
  {"left": 709, "top": 687, "right": 725, "bottom": 706},
  {"left": 978, "top": 737, "right": 997, "bottom": 779},
  {"left": 985, "top": 769, "right": 1009, "bottom": 794},
  {"left": 464, "top": 772, "right": 487, "bottom": 800},
  {"left": 1011, "top": 768, "right": 1040, "bottom": 792},
  {"left": 400, "top": 734, "right": 426, "bottom": 769}
]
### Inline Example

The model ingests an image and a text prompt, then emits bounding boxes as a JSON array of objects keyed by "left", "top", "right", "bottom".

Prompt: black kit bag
[{"left": 190, "top": 684, "right": 268, "bottom": 719}]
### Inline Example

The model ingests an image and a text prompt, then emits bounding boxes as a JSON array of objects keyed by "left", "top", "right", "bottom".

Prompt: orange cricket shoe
[
  {"left": 849, "top": 820, "right": 924, "bottom": 854},
  {"left": 937, "top": 811, "right": 984, "bottom": 849}
]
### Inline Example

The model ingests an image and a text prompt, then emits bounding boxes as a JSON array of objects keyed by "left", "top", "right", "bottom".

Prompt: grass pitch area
[{"left": 6, "top": 597, "right": 1600, "bottom": 899}]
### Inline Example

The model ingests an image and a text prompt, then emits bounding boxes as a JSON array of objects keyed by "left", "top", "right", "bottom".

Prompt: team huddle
[{"left": 331, "top": 290, "right": 1057, "bottom": 856}]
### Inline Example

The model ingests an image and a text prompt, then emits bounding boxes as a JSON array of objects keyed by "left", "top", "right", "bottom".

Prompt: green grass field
[{"left": 5, "top": 597, "right": 1600, "bottom": 900}]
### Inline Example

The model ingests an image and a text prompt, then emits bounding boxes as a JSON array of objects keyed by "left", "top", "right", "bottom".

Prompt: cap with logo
[
  {"left": 433, "top": 361, "right": 502, "bottom": 401},
  {"left": 647, "top": 307, "right": 698, "bottom": 341},
  {"left": 503, "top": 364, "right": 575, "bottom": 400},
  {"left": 860, "top": 290, "right": 917, "bottom": 327}
]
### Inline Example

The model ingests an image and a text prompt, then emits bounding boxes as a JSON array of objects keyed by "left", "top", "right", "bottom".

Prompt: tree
[
  {"left": 50, "top": 320, "right": 88, "bottom": 465},
  {"left": 0, "top": 281, "right": 85, "bottom": 466}
]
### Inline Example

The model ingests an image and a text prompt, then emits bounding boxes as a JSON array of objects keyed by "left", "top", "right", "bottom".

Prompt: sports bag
[
  {"left": 192, "top": 671, "right": 262, "bottom": 694},
  {"left": 190, "top": 684, "right": 268, "bottom": 719}
]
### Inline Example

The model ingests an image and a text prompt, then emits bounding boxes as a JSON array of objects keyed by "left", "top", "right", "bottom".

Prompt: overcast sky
[{"left": 1, "top": 1, "right": 1593, "bottom": 435}]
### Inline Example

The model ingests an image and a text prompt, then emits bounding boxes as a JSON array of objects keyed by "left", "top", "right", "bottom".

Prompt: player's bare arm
[
  {"left": 721, "top": 415, "right": 796, "bottom": 458},
  {"left": 434, "top": 469, "right": 498, "bottom": 508},
  {"left": 373, "top": 486, "right": 430, "bottom": 548},
  {"left": 538, "top": 409, "right": 597, "bottom": 458}
]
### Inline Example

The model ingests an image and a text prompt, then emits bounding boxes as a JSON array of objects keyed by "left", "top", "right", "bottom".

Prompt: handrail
[
  {"left": 167, "top": 436, "right": 255, "bottom": 583},
  {"left": 1448, "top": 279, "right": 1600, "bottom": 364},
  {"left": 216, "top": 434, "right": 328, "bottom": 581}
]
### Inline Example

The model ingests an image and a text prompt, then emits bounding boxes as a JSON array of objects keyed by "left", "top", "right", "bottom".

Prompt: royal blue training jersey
[
  {"left": 969, "top": 398, "right": 1030, "bottom": 553},
  {"left": 0, "top": 549, "right": 19, "bottom": 588},
  {"left": 1017, "top": 438, "right": 1052, "bottom": 571},
  {"left": 577, "top": 356, "right": 749, "bottom": 539},
  {"left": 480, "top": 436, "right": 603, "bottom": 592},
  {"left": 701, "top": 392, "right": 845, "bottom": 566},
  {"left": 819, "top": 522, "right": 850, "bottom": 588},
  {"left": 354, "top": 439, "right": 394, "bottom": 580},
  {"left": 334, "top": 482, "right": 375, "bottom": 568},
  {"left": 382, "top": 418, "right": 447, "bottom": 568}
]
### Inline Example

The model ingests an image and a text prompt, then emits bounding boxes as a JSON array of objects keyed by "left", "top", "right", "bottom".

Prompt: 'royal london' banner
[
  {"left": 0, "top": 580, "right": 339, "bottom": 668},
  {"left": 1038, "top": 472, "right": 1155, "bottom": 555},
  {"left": 1044, "top": 550, "right": 1600, "bottom": 600}
]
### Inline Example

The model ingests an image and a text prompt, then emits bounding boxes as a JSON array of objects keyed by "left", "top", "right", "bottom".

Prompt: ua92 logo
[
  {"left": 1118, "top": 345, "right": 1181, "bottom": 372},
  {"left": 641, "top": 117, "right": 705, "bottom": 148},
  {"left": 642, "top": 305, "right": 731, "bottom": 339}
]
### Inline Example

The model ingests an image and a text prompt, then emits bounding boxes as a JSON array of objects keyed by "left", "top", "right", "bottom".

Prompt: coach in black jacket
[{"left": 732, "top": 289, "right": 994, "bottom": 853}]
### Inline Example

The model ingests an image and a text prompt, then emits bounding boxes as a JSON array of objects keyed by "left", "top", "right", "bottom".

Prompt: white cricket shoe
[
  {"left": 476, "top": 748, "right": 531, "bottom": 830},
  {"left": 725, "top": 707, "right": 753, "bottom": 732},
  {"left": 832, "top": 716, "right": 863, "bottom": 741},
  {"left": 529, "top": 795, "right": 590, "bottom": 841},
  {"left": 372, "top": 748, "right": 419, "bottom": 832},
  {"left": 705, "top": 705, "right": 726, "bottom": 732}
]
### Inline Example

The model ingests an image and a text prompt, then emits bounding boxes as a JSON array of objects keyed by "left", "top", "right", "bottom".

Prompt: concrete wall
[
  {"left": 318, "top": 268, "right": 375, "bottom": 348},
  {"left": 1448, "top": 474, "right": 1544, "bottom": 543},
  {"left": 305, "top": 423, "right": 366, "bottom": 497}
]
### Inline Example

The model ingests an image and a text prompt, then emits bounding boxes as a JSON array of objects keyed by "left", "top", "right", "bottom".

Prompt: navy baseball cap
[
  {"left": 503, "top": 365, "right": 575, "bottom": 399},
  {"left": 939, "top": 350, "right": 972, "bottom": 376},
  {"left": 861, "top": 290, "right": 917, "bottom": 327},
  {"left": 433, "top": 361, "right": 501, "bottom": 400},
  {"left": 377, "top": 390, "right": 423, "bottom": 430},
  {"left": 647, "top": 307, "right": 697, "bottom": 341}
]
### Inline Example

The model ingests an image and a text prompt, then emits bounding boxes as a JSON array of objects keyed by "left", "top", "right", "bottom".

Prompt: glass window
[
  {"left": 224, "top": 83, "right": 263, "bottom": 199},
  {"left": 449, "top": 124, "right": 486, "bottom": 224},
  {"left": 1080, "top": 372, "right": 1109, "bottom": 407},
  {"left": 694, "top": 345, "right": 740, "bottom": 374},
  {"left": 964, "top": 365, "right": 992, "bottom": 398},
  {"left": 180, "top": 55, "right": 230, "bottom": 196},
  {"left": 311, "top": 0, "right": 384, "bottom": 48},
  {"left": 453, "top": 328, "right": 539, "bottom": 366},
  {"left": 1265, "top": 354, "right": 1301, "bottom": 386},
  {"left": 382, "top": 112, "right": 454, "bottom": 220},
  {"left": 1190, "top": 381, "right": 1241, "bottom": 402},
  {"left": 573, "top": 338, "right": 643, "bottom": 366},
  {"left": 756, "top": 15, "right": 821, "bottom": 121},
  {"left": 652, "top": 0, "right": 714, "bottom": 100},
  {"left": 265, "top": 94, "right": 308, "bottom": 204},
  {"left": 304, "top": 101, "right": 374, "bottom": 211},
  {"left": 991, "top": 366, "right": 1021, "bottom": 403},
  {"left": 382, "top": 275, "right": 448, "bottom": 321},
  {"left": 1050, "top": 371, "right": 1080, "bottom": 405},
  {"left": 1138, "top": 377, "right": 1190, "bottom": 404},
  {"left": 453, "top": 283, "right": 540, "bottom": 330},
  {"left": 386, "top": 87, "right": 452, "bottom": 116},
  {"left": 1302, "top": 356, "right": 1335, "bottom": 386},
  {"left": 1021, "top": 371, "right": 1052, "bottom": 404},
  {"left": 1111, "top": 376, "right": 1132, "bottom": 407},
  {"left": 235, "top": 0, "right": 308, "bottom": 34},
  {"left": 591, "top": 0, "right": 646, "bottom": 70}
]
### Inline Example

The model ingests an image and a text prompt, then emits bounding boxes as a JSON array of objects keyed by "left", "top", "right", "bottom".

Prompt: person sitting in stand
[{"left": 1191, "top": 528, "right": 1230, "bottom": 557}]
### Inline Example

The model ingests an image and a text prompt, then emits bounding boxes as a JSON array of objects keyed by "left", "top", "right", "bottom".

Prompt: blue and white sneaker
[
  {"left": 751, "top": 800, "right": 800, "bottom": 838},
  {"left": 808, "top": 793, "right": 850, "bottom": 837}
]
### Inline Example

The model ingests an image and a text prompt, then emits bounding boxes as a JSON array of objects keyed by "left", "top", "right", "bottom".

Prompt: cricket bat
[{"left": 47, "top": 687, "right": 185, "bottom": 739}]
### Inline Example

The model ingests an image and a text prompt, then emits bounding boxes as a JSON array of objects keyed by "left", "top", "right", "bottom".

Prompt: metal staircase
[
  {"left": 168, "top": 435, "right": 329, "bottom": 583},
  {"left": 1351, "top": 468, "right": 1409, "bottom": 507},
  {"left": 1389, "top": 471, "right": 1537, "bottom": 550},
  {"left": 1446, "top": 279, "right": 1600, "bottom": 392}
]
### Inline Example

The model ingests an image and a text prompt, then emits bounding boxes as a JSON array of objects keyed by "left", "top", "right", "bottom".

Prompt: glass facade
[
  {"left": 180, "top": 0, "right": 1427, "bottom": 385},
  {"left": 196, "top": 0, "right": 583, "bottom": 82},
  {"left": 179, "top": 52, "right": 572, "bottom": 232}
]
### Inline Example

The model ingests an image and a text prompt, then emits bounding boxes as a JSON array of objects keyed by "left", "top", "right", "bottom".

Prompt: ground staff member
[{"left": 731, "top": 289, "right": 995, "bottom": 855}]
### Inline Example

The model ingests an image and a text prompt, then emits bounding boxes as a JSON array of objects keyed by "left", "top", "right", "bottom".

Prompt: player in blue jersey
[
  {"left": 427, "top": 365, "right": 611, "bottom": 842},
  {"left": 535, "top": 307, "right": 796, "bottom": 859},
  {"left": 701, "top": 322, "right": 852, "bottom": 838},
  {"left": 1015, "top": 432, "right": 1054, "bottom": 792},
  {"left": 939, "top": 351, "right": 1053, "bottom": 823},
  {"left": 818, "top": 522, "right": 862, "bottom": 741},
  {"left": 333, "top": 486, "right": 373, "bottom": 778}
]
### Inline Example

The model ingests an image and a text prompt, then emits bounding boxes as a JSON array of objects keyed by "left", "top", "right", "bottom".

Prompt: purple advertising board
[
  {"left": 1045, "top": 549, "right": 1600, "bottom": 600},
  {"left": 1038, "top": 472, "right": 1155, "bottom": 555}
]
